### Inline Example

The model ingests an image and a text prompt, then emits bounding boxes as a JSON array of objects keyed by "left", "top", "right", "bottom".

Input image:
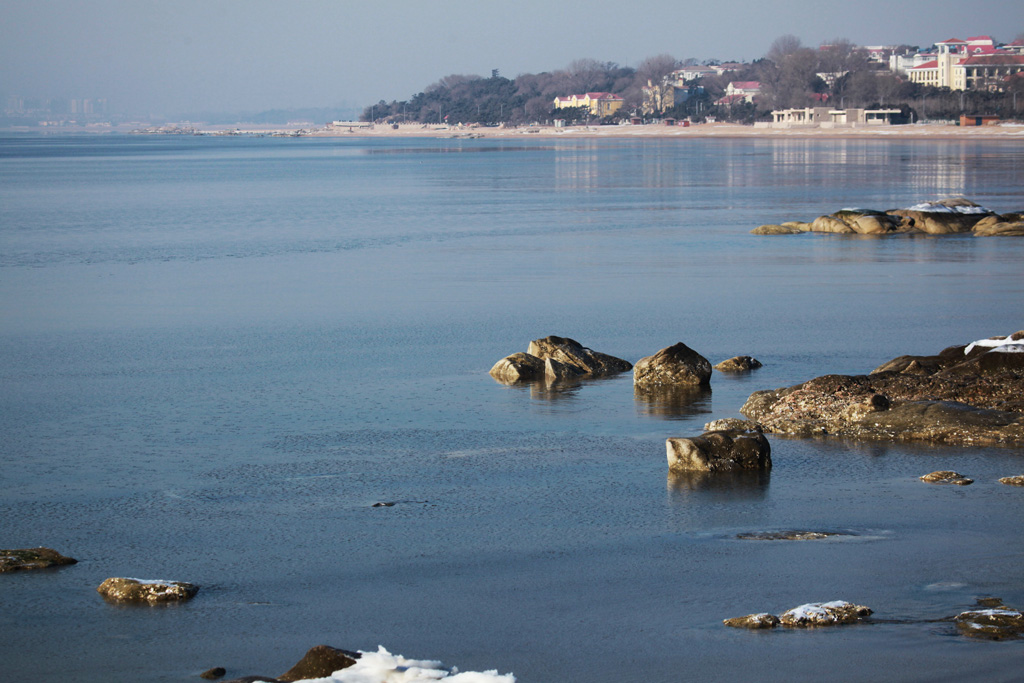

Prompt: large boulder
[
  {"left": 809, "top": 215, "right": 855, "bottom": 234},
  {"left": 527, "top": 336, "right": 632, "bottom": 376},
  {"left": 920, "top": 470, "right": 973, "bottom": 485},
  {"left": 278, "top": 645, "right": 359, "bottom": 682},
  {"left": 0, "top": 547, "right": 77, "bottom": 572},
  {"left": 955, "top": 604, "right": 1024, "bottom": 640},
  {"left": 740, "top": 332, "right": 1024, "bottom": 446},
  {"left": 97, "top": 577, "right": 199, "bottom": 604},
  {"left": 723, "top": 613, "right": 780, "bottom": 629},
  {"left": 973, "top": 219, "right": 1024, "bottom": 236},
  {"left": 634, "top": 342, "right": 711, "bottom": 387},
  {"left": 666, "top": 429, "right": 771, "bottom": 473}
]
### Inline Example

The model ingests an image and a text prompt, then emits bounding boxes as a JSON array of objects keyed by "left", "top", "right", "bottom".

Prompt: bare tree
[{"left": 767, "top": 35, "right": 803, "bottom": 64}]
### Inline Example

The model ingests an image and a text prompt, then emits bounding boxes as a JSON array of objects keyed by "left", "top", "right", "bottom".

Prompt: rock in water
[
  {"left": 278, "top": 645, "right": 359, "bottom": 681},
  {"left": 666, "top": 429, "right": 771, "bottom": 473},
  {"left": 0, "top": 547, "right": 77, "bottom": 572},
  {"left": 723, "top": 613, "right": 780, "bottom": 629},
  {"left": 955, "top": 607, "right": 1024, "bottom": 640},
  {"left": 526, "top": 336, "right": 632, "bottom": 376},
  {"left": 999, "top": 475, "right": 1024, "bottom": 486},
  {"left": 920, "top": 471, "right": 973, "bottom": 485},
  {"left": 200, "top": 668, "right": 227, "bottom": 680},
  {"left": 779, "top": 601, "right": 872, "bottom": 627},
  {"left": 97, "top": 577, "right": 199, "bottom": 604},
  {"left": 489, "top": 352, "right": 546, "bottom": 382},
  {"left": 714, "top": 356, "right": 762, "bottom": 372},
  {"left": 634, "top": 342, "right": 711, "bottom": 387}
]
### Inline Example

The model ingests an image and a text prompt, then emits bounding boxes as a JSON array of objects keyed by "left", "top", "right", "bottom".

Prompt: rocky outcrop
[
  {"left": 725, "top": 601, "right": 871, "bottom": 630},
  {"left": 666, "top": 429, "right": 771, "bottom": 473},
  {"left": 752, "top": 198, "right": 1024, "bottom": 237},
  {"left": 780, "top": 601, "right": 873, "bottom": 627},
  {"left": 0, "top": 547, "right": 77, "bottom": 572},
  {"left": 740, "top": 332, "right": 1024, "bottom": 446},
  {"left": 999, "top": 475, "right": 1024, "bottom": 486},
  {"left": 920, "top": 471, "right": 973, "bottom": 485},
  {"left": 490, "top": 336, "right": 630, "bottom": 384},
  {"left": 715, "top": 356, "right": 762, "bottom": 372},
  {"left": 634, "top": 342, "right": 711, "bottom": 387},
  {"left": 955, "top": 601, "right": 1024, "bottom": 640},
  {"left": 278, "top": 645, "right": 359, "bottom": 682},
  {"left": 97, "top": 577, "right": 199, "bottom": 604},
  {"left": 200, "top": 668, "right": 227, "bottom": 680}
]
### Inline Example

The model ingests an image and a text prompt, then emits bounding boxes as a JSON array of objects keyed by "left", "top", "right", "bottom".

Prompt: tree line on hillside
[{"left": 362, "top": 34, "right": 1024, "bottom": 126}]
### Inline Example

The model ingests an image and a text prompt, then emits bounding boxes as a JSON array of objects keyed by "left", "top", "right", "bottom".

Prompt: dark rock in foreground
[
  {"left": 667, "top": 429, "right": 771, "bottom": 473},
  {"left": 278, "top": 645, "right": 358, "bottom": 682},
  {"left": 200, "top": 668, "right": 227, "bottom": 680},
  {"left": 723, "top": 613, "right": 780, "bottom": 629},
  {"left": 97, "top": 577, "right": 199, "bottom": 604},
  {"left": 0, "top": 547, "right": 77, "bottom": 572},
  {"left": 634, "top": 342, "right": 711, "bottom": 387},
  {"left": 920, "top": 471, "right": 973, "bottom": 486},
  {"left": 740, "top": 332, "right": 1024, "bottom": 446}
]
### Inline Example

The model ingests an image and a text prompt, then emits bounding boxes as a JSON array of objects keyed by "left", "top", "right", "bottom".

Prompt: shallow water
[{"left": 1, "top": 134, "right": 1023, "bottom": 681}]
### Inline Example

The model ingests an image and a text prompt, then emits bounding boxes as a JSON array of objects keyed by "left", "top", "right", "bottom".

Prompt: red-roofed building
[{"left": 961, "top": 54, "right": 1024, "bottom": 91}]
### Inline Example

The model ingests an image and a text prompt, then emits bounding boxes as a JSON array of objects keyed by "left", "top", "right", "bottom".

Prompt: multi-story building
[{"left": 552, "top": 92, "right": 625, "bottom": 117}]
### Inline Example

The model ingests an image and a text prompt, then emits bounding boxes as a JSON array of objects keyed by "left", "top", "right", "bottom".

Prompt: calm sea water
[{"left": 2, "top": 133, "right": 1023, "bottom": 681}]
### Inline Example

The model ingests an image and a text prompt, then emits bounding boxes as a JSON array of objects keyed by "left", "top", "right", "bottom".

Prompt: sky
[{"left": 2, "top": 0, "right": 1023, "bottom": 117}]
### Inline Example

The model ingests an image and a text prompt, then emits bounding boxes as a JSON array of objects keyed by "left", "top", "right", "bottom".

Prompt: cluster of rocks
[
  {"left": 724, "top": 600, "right": 872, "bottom": 629},
  {"left": 919, "top": 470, "right": 1024, "bottom": 486},
  {"left": 212, "top": 645, "right": 359, "bottom": 683},
  {"left": 726, "top": 598, "right": 1024, "bottom": 640},
  {"left": 490, "top": 337, "right": 760, "bottom": 388},
  {"left": 740, "top": 331, "right": 1024, "bottom": 447},
  {"left": 752, "top": 198, "right": 1024, "bottom": 236}
]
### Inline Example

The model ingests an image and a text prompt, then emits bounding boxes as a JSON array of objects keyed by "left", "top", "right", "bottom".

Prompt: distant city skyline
[{"left": 3, "top": 0, "right": 1022, "bottom": 118}]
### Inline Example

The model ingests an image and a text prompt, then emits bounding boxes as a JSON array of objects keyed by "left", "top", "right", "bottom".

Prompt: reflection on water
[
  {"left": 667, "top": 469, "right": 771, "bottom": 500},
  {"left": 634, "top": 384, "right": 712, "bottom": 419}
]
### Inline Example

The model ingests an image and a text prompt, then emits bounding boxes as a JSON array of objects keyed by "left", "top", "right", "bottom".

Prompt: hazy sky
[{"left": 3, "top": 0, "right": 1023, "bottom": 116}]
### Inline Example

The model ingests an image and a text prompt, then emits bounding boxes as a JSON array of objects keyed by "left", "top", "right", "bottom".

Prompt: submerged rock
[
  {"left": 200, "top": 668, "right": 227, "bottom": 680},
  {"left": 736, "top": 531, "right": 843, "bottom": 541},
  {"left": 779, "top": 601, "right": 872, "bottom": 627},
  {"left": 97, "top": 577, "right": 199, "bottom": 604},
  {"left": 723, "top": 613, "right": 780, "bottom": 629},
  {"left": 666, "top": 429, "right": 771, "bottom": 473},
  {"left": 278, "top": 645, "right": 359, "bottom": 682},
  {"left": 634, "top": 342, "right": 711, "bottom": 387},
  {"left": 955, "top": 605, "right": 1024, "bottom": 640},
  {"left": 999, "top": 475, "right": 1024, "bottom": 486},
  {"left": 751, "top": 224, "right": 803, "bottom": 235},
  {"left": 740, "top": 332, "right": 1024, "bottom": 446},
  {"left": 920, "top": 471, "right": 973, "bottom": 486},
  {"left": 715, "top": 356, "right": 762, "bottom": 372},
  {"left": 0, "top": 547, "right": 77, "bottom": 572}
]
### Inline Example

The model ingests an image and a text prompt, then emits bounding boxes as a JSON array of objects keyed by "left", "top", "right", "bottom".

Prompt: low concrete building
[{"left": 764, "top": 107, "right": 903, "bottom": 128}]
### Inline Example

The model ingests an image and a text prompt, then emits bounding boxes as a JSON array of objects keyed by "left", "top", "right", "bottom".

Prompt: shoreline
[{"left": 5, "top": 121, "right": 1024, "bottom": 141}]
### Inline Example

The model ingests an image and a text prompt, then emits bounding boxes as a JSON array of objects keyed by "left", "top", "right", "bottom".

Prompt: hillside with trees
[{"left": 362, "top": 33, "right": 1024, "bottom": 126}]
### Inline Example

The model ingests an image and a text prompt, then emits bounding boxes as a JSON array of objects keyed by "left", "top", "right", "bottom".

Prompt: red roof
[
  {"left": 961, "top": 54, "right": 1024, "bottom": 66},
  {"left": 966, "top": 35, "right": 993, "bottom": 42},
  {"left": 911, "top": 60, "right": 938, "bottom": 70},
  {"left": 937, "top": 38, "right": 967, "bottom": 44},
  {"left": 730, "top": 81, "right": 761, "bottom": 90},
  {"left": 584, "top": 92, "right": 623, "bottom": 100}
]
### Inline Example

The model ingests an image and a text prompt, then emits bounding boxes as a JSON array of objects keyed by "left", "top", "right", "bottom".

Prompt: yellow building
[{"left": 553, "top": 92, "right": 624, "bottom": 117}]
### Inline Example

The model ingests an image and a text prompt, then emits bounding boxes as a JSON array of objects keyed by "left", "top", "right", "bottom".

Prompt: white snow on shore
[
  {"left": 964, "top": 335, "right": 1024, "bottom": 354},
  {"left": 299, "top": 646, "right": 515, "bottom": 683},
  {"left": 904, "top": 202, "right": 990, "bottom": 214}
]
